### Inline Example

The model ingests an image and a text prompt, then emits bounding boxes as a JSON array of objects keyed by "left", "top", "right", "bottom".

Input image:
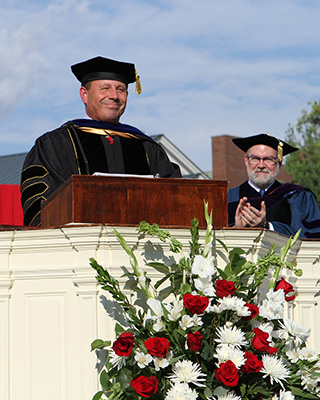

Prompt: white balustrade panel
[{"left": 0, "top": 226, "right": 318, "bottom": 400}]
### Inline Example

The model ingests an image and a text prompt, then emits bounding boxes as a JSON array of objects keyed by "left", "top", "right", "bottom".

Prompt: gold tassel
[
  {"left": 135, "top": 69, "right": 142, "bottom": 95},
  {"left": 278, "top": 141, "right": 283, "bottom": 162}
]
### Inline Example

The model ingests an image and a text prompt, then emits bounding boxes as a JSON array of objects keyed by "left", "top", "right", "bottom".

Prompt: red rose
[
  {"left": 215, "top": 279, "right": 236, "bottom": 298},
  {"left": 187, "top": 331, "right": 203, "bottom": 352},
  {"left": 275, "top": 278, "right": 295, "bottom": 301},
  {"left": 252, "top": 328, "right": 277, "bottom": 354},
  {"left": 183, "top": 293, "right": 209, "bottom": 315},
  {"left": 215, "top": 360, "right": 239, "bottom": 387},
  {"left": 242, "top": 302, "right": 259, "bottom": 321},
  {"left": 241, "top": 351, "right": 263, "bottom": 373},
  {"left": 112, "top": 332, "right": 134, "bottom": 356},
  {"left": 144, "top": 337, "right": 169, "bottom": 357},
  {"left": 130, "top": 376, "right": 159, "bottom": 398}
]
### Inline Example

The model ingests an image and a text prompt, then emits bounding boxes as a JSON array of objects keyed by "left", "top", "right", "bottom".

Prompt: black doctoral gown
[
  {"left": 228, "top": 180, "right": 320, "bottom": 239},
  {"left": 21, "top": 119, "right": 181, "bottom": 226}
]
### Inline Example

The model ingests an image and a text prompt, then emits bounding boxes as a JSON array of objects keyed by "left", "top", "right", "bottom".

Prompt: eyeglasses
[{"left": 246, "top": 155, "right": 278, "bottom": 166}]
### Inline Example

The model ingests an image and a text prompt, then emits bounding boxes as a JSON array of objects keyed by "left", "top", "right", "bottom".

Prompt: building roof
[
  {"left": 152, "top": 134, "right": 210, "bottom": 179},
  {"left": 0, "top": 134, "right": 209, "bottom": 184},
  {"left": 0, "top": 153, "right": 27, "bottom": 184}
]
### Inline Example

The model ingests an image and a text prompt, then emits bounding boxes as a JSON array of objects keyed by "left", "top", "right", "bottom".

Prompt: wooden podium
[{"left": 41, "top": 175, "right": 228, "bottom": 229}]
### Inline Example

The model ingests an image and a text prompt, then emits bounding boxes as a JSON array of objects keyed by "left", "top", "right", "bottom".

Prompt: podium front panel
[{"left": 41, "top": 175, "right": 228, "bottom": 229}]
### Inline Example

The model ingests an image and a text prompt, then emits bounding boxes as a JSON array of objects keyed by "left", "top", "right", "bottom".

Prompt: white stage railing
[{"left": 0, "top": 225, "right": 319, "bottom": 400}]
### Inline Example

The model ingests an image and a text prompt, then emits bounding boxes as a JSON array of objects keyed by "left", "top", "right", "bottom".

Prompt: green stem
[{"left": 268, "top": 264, "right": 281, "bottom": 291}]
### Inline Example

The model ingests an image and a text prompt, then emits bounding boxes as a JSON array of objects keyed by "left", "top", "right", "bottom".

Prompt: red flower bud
[
  {"left": 275, "top": 277, "right": 295, "bottom": 301},
  {"left": 112, "top": 332, "right": 134, "bottom": 356},
  {"left": 241, "top": 351, "right": 263, "bottom": 373},
  {"left": 187, "top": 331, "right": 203, "bottom": 352},
  {"left": 183, "top": 293, "right": 209, "bottom": 315},
  {"left": 252, "top": 328, "right": 277, "bottom": 354},
  {"left": 215, "top": 360, "right": 239, "bottom": 386},
  {"left": 130, "top": 376, "right": 158, "bottom": 397},
  {"left": 242, "top": 302, "right": 259, "bottom": 321},
  {"left": 144, "top": 337, "right": 169, "bottom": 358},
  {"left": 215, "top": 279, "right": 236, "bottom": 298}
]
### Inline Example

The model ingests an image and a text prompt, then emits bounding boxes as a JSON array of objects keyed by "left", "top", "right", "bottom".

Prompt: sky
[{"left": 0, "top": 0, "right": 320, "bottom": 172}]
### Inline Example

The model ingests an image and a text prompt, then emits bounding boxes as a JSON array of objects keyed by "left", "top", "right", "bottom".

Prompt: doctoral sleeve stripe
[
  {"left": 21, "top": 165, "right": 48, "bottom": 184},
  {"left": 24, "top": 197, "right": 45, "bottom": 226},
  {"left": 21, "top": 181, "right": 49, "bottom": 207}
]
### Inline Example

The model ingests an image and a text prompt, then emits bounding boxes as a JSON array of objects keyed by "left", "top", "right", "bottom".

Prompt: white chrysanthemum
[
  {"left": 167, "top": 360, "right": 206, "bottom": 387},
  {"left": 271, "top": 389, "right": 295, "bottom": 400},
  {"left": 211, "top": 296, "right": 250, "bottom": 317},
  {"left": 192, "top": 255, "right": 216, "bottom": 278},
  {"left": 153, "top": 317, "right": 166, "bottom": 332},
  {"left": 134, "top": 350, "right": 152, "bottom": 368},
  {"left": 214, "top": 344, "right": 245, "bottom": 368},
  {"left": 164, "top": 382, "right": 198, "bottom": 400},
  {"left": 194, "top": 276, "right": 216, "bottom": 297},
  {"left": 109, "top": 350, "right": 126, "bottom": 370},
  {"left": 180, "top": 314, "right": 195, "bottom": 330},
  {"left": 215, "top": 324, "right": 248, "bottom": 348},
  {"left": 213, "top": 387, "right": 242, "bottom": 399},
  {"left": 216, "top": 391, "right": 242, "bottom": 400},
  {"left": 259, "top": 289, "right": 285, "bottom": 320},
  {"left": 167, "top": 300, "right": 184, "bottom": 321},
  {"left": 261, "top": 354, "right": 290, "bottom": 387},
  {"left": 278, "top": 319, "right": 310, "bottom": 346}
]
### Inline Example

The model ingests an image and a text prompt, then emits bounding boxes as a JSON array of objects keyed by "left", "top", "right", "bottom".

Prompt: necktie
[{"left": 259, "top": 189, "right": 265, "bottom": 196}]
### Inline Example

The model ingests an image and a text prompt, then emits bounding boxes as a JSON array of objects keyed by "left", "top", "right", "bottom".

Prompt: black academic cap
[
  {"left": 71, "top": 56, "right": 139, "bottom": 88},
  {"left": 232, "top": 133, "right": 298, "bottom": 161}
]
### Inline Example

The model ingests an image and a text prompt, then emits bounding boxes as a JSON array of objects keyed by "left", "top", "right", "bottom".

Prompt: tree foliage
[{"left": 285, "top": 99, "right": 320, "bottom": 206}]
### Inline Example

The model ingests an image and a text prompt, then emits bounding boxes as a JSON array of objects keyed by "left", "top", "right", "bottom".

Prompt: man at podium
[{"left": 21, "top": 56, "right": 181, "bottom": 226}]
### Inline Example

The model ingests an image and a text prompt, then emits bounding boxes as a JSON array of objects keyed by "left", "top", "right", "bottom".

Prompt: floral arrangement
[{"left": 90, "top": 204, "right": 320, "bottom": 400}]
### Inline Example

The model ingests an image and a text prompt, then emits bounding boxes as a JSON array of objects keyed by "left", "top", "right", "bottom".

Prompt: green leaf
[
  {"left": 146, "top": 262, "right": 170, "bottom": 274},
  {"left": 285, "top": 100, "right": 320, "bottom": 207},
  {"left": 154, "top": 273, "right": 172, "bottom": 289},
  {"left": 215, "top": 237, "right": 229, "bottom": 253},
  {"left": 158, "top": 285, "right": 175, "bottom": 300},
  {"left": 92, "top": 390, "right": 104, "bottom": 400},
  {"left": 204, "top": 387, "right": 212, "bottom": 398},
  {"left": 100, "top": 370, "right": 111, "bottom": 389},
  {"left": 289, "top": 385, "right": 319, "bottom": 399},
  {"left": 229, "top": 247, "right": 246, "bottom": 256},
  {"left": 114, "top": 323, "right": 125, "bottom": 336},
  {"left": 91, "top": 339, "right": 111, "bottom": 351},
  {"left": 113, "top": 229, "right": 140, "bottom": 276},
  {"left": 118, "top": 368, "right": 133, "bottom": 389},
  {"left": 180, "top": 283, "right": 192, "bottom": 294}
]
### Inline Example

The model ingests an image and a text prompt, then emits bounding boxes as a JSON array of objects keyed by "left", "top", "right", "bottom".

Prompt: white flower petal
[
  {"left": 167, "top": 360, "right": 206, "bottom": 387},
  {"left": 192, "top": 255, "right": 216, "bottom": 278},
  {"left": 261, "top": 354, "right": 290, "bottom": 387}
]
